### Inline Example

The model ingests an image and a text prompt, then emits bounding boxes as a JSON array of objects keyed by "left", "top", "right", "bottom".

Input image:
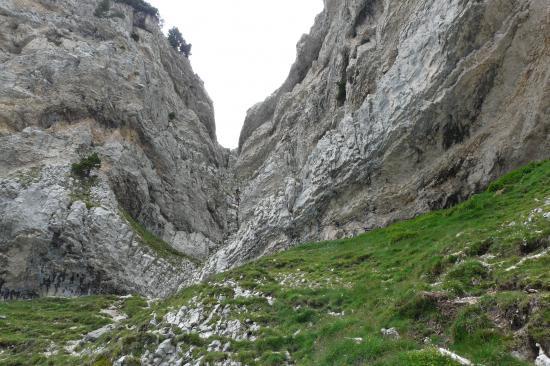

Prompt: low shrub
[
  {"left": 71, "top": 153, "right": 101, "bottom": 178},
  {"left": 168, "top": 27, "right": 192, "bottom": 57}
]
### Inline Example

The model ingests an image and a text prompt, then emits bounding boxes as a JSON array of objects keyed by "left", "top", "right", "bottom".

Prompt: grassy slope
[
  {"left": 0, "top": 296, "right": 116, "bottom": 365},
  {"left": 1, "top": 161, "right": 549, "bottom": 366},
  {"left": 120, "top": 208, "right": 198, "bottom": 263}
]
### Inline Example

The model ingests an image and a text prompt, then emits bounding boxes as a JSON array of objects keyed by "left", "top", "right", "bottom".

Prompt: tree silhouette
[{"left": 167, "top": 27, "right": 192, "bottom": 58}]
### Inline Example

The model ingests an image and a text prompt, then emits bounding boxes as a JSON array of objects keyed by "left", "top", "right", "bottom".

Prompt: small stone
[
  {"left": 381, "top": 327, "right": 400, "bottom": 340},
  {"left": 156, "top": 338, "right": 175, "bottom": 356},
  {"left": 345, "top": 337, "right": 363, "bottom": 344},
  {"left": 0, "top": 315, "right": 6, "bottom": 320},
  {"left": 208, "top": 340, "right": 222, "bottom": 352},
  {"left": 84, "top": 324, "right": 115, "bottom": 342},
  {"left": 113, "top": 356, "right": 127, "bottom": 366},
  {"left": 438, "top": 348, "right": 472, "bottom": 365},
  {"left": 150, "top": 312, "right": 158, "bottom": 326},
  {"left": 536, "top": 343, "right": 550, "bottom": 366},
  {"left": 222, "top": 341, "right": 231, "bottom": 352}
]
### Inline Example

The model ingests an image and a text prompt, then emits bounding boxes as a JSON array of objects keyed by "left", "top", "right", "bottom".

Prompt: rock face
[
  {"left": 202, "top": 0, "right": 550, "bottom": 274},
  {"left": 0, "top": 0, "right": 231, "bottom": 298},
  {"left": 1, "top": 0, "right": 549, "bottom": 297}
]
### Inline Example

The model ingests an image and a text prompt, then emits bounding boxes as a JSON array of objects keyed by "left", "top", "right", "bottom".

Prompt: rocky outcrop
[
  {"left": 0, "top": 0, "right": 232, "bottom": 298},
  {"left": 202, "top": 0, "right": 550, "bottom": 275}
]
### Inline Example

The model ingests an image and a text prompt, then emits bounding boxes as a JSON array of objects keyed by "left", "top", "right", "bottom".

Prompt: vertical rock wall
[
  {"left": 0, "top": 0, "right": 232, "bottom": 298},
  {"left": 201, "top": 0, "right": 550, "bottom": 275}
]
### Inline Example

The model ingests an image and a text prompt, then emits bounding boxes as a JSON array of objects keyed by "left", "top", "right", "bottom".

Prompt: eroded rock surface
[
  {"left": 0, "top": 0, "right": 232, "bottom": 298},
  {"left": 202, "top": 0, "right": 550, "bottom": 275}
]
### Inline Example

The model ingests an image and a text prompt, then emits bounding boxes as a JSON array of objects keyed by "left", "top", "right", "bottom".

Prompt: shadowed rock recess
[{"left": 0, "top": 0, "right": 549, "bottom": 299}]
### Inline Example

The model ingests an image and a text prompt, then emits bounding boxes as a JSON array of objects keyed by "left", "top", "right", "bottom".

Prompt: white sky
[{"left": 148, "top": 0, "right": 324, "bottom": 148}]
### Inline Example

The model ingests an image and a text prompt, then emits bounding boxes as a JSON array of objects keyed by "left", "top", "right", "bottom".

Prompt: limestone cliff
[
  {"left": 0, "top": 0, "right": 232, "bottom": 298},
  {"left": 1, "top": 0, "right": 549, "bottom": 298},
  {"left": 202, "top": 0, "right": 550, "bottom": 275}
]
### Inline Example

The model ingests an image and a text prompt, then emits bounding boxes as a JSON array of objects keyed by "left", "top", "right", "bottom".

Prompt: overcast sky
[{"left": 148, "top": 0, "right": 324, "bottom": 148}]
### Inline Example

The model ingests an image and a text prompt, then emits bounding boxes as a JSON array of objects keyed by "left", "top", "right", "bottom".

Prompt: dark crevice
[{"left": 336, "top": 49, "right": 350, "bottom": 106}]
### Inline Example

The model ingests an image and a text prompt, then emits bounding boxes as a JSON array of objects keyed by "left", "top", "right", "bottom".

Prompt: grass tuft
[{"left": 120, "top": 208, "right": 198, "bottom": 263}]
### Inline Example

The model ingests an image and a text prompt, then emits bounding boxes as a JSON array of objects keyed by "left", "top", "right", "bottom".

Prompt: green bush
[
  {"left": 168, "top": 112, "right": 176, "bottom": 121},
  {"left": 71, "top": 153, "right": 101, "bottom": 178},
  {"left": 168, "top": 27, "right": 192, "bottom": 57}
]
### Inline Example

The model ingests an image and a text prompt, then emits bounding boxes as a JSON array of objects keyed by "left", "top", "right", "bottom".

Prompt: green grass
[
  {"left": 12, "top": 166, "right": 42, "bottom": 188},
  {"left": 70, "top": 176, "right": 100, "bottom": 209},
  {"left": 120, "top": 208, "right": 198, "bottom": 263},
  {"left": 1, "top": 160, "right": 549, "bottom": 365},
  {"left": 0, "top": 296, "right": 119, "bottom": 365}
]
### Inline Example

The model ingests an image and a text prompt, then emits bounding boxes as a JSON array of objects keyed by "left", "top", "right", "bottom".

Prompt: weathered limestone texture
[
  {"left": 202, "top": 0, "right": 550, "bottom": 275},
  {"left": 0, "top": 0, "right": 231, "bottom": 298}
]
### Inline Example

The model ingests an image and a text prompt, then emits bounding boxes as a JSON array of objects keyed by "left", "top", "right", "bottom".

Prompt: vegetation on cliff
[
  {"left": 71, "top": 153, "right": 101, "bottom": 179},
  {"left": 168, "top": 27, "right": 192, "bottom": 58}
]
